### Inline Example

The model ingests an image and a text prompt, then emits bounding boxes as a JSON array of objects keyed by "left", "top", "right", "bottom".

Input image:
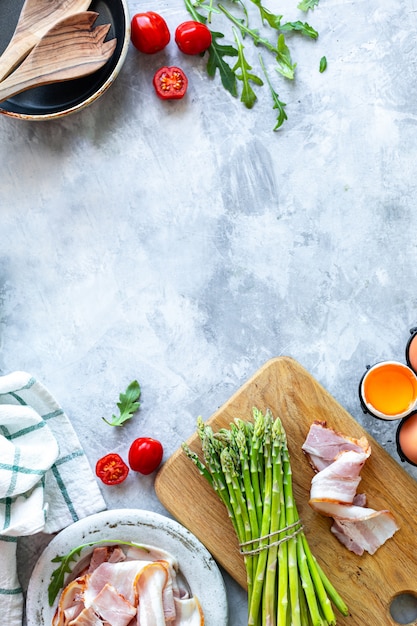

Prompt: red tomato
[
  {"left": 128, "top": 437, "right": 163, "bottom": 475},
  {"left": 153, "top": 66, "right": 188, "bottom": 100},
  {"left": 130, "top": 12, "right": 170, "bottom": 54},
  {"left": 96, "top": 453, "right": 129, "bottom": 485},
  {"left": 175, "top": 21, "right": 212, "bottom": 55}
]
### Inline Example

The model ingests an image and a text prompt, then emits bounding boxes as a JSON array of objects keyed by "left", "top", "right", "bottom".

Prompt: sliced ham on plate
[{"left": 53, "top": 544, "right": 204, "bottom": 626}]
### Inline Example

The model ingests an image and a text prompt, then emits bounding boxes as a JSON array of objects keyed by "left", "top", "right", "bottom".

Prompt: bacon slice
[
  {"left": 310, "top": 449, "right": 369, "bottom": 505},
  {"left": 330, "top": 510, "right": 399, "bottom": 556},
  {"left": 302, "top": 420, "right": 370, "bottom": 472},
  {"left": 303, "top": 421, "right": 399, "bottom": 555}
]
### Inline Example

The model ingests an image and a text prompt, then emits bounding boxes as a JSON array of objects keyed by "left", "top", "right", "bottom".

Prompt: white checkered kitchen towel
[{"left": 0, "top": 371, "right": 106, "bottom": 626}]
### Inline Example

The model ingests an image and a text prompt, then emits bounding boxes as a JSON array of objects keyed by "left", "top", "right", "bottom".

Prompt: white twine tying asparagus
[
  {"left": 183, "top": 407, "right": 349, "bottom": 626},
  {"left": 239, "top": 520, "right": 304, "bottom": 556}
]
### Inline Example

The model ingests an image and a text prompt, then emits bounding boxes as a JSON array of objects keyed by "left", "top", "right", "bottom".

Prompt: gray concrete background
[{"left": 2, "top": 0, "right": 417, "bottom": 623}]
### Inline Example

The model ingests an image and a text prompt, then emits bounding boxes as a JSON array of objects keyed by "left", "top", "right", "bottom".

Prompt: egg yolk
[
  {"left": 363, "top": 362, "right": 417, "bottom": 416},
  {"left": 398, "top": 415, "right": 417, "bottom": 464}
]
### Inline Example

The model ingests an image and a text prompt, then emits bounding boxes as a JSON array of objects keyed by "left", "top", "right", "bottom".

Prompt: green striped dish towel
[{"left": 0, "top": 371, "right": 106, "bottom": 626}]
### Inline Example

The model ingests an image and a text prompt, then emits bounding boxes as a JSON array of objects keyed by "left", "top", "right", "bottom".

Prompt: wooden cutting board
[{"left": 155, "top": 357, "right": 417, "bottom": 625}]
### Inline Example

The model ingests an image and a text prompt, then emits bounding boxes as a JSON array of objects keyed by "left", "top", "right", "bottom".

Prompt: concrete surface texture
[{"left": 1, "top": 0, "right": 417, "bottom": 623}]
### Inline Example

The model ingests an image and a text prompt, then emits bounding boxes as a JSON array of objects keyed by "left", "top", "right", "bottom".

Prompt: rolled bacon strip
[{"left": 303, "top": 421, "right": 399, "bottom": 556}]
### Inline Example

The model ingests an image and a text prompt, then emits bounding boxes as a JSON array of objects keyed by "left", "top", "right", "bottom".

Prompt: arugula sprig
[
  {"left": 232, "top": 28, "right": 263, "bottom": 108},
  {"left": 102, "top": 380, "right": 141, "bottom": 426},
  {"left": 184, "top": 0, "right": 321, "bottom": 130},
  {"left": 218, "top": 4, "right": 297, "bottom": 80},
  {"left": 259, "top": 54, "right": 287, "bottom": 130},
  {"left": 48, "top": 539, "right": 150, "bottom": 606}
]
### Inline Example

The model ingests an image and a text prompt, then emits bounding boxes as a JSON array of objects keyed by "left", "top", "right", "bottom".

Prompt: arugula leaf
[
  {"left": 207, "top": 31, "right": 239, "bottom": 97},
  {"left": 259, "top": 54, "right": 287, "bottom": 131},
  {"left": 297, "top": 0, "right": 320, "bottom": 11},
  {"left": 275, "top": 34, "right": 296, "bottom": 80},
  {"left": 48, "top": 539, "right": 151, "bottom": 606},
  {"left": 102, "top": 380, "right": 141, "bottom": 426},
  {"left": 279, "top": 20, "right": 318, "bottom": 39},
  {"left": 319, "top": 55, "right": 327, "bottom": 72},
  {"left": 258, "top": 8, "right": 282, "bottom": 29},
  {"left": 48, "top": 545, "right": 84, "bottom": 606},
  {"left": 232, "top": 30, "right": 263, "bottom": 108},
  {"left": 248, "top": 0, "right": 279, "bottom": 27}
]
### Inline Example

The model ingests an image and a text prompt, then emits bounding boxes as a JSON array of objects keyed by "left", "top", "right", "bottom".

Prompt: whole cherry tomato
[
  {"left": 128, "top": 437, "right": 163, "bottom": 475},
  {"left": 130, "top": 12, "right": 170, "bottom": 54},
  {"left": 96, "top": 453, "right": 129, "bottom": 485},
  {"left": 153, "top": 66, "right": 188, "bottom": 100},
  {"left": 175, "top": 21, "right": 212, "bottom": 55}
]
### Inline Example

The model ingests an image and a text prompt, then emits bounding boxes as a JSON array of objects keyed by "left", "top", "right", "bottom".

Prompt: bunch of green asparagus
[{"left": 183, "top": 408, "right": 349, "bottom": 626}]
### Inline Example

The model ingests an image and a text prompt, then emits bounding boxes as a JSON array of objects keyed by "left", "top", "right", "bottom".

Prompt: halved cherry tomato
[
  {"left": 175, "top": 21, "right": 212, "bottom": 55},
  {"left": 96, "top": 453, "right": 129, "bottom": 485},
  {"left": 153, "top": 66, "right": 188, "bottom": 100},
  {"left": 128, "top": 437, "right": 163, "bottom": 475},
  {"left": 131, "top": 12, "right": 170, "bottom": 54}
]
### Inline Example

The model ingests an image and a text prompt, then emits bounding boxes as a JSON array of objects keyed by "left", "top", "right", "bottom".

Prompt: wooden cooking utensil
[
  {"left": 0, "top": 0, "right": 92, "bottom": 82},
  {"left": 0, "top": 12, "right": 117, "bottom": 103}
]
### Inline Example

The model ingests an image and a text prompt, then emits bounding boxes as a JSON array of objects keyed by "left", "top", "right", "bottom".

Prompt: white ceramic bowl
[
  {"left": 26, "top": 508, "right": 228, "bottom": 625},
  {"left": 0, "top": 0, "right": 130, "bottom": 120}
]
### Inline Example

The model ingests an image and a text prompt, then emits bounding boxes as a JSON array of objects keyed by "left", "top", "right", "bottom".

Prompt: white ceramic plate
[{"left": 26, "top": 508, "right": 228, "bottom": 625}]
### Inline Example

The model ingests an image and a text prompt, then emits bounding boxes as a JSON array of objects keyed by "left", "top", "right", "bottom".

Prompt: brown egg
[{"left": 397, "top": 413, "right": 417, "bottom": 466}]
